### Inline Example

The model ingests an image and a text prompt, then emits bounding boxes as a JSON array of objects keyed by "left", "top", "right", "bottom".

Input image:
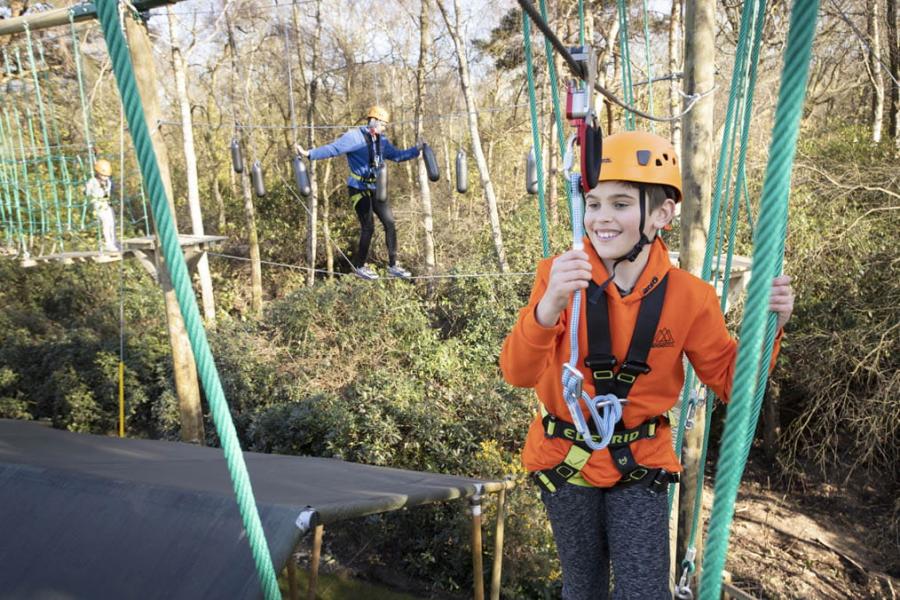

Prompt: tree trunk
[
  {"left": 436, "top": 0, "right": 508, "bottom": 272},
  {"left": 293, "top": 0, "right": 322, "bottom": 286},
  {"left": 166, "top": 7, "right": 216, "bottom": 325},
  {"left": 677, "top": 0, "right": 717, "bottom": 584},
  {"left": 124, "top": 15, "right": 204, "bottom": 444},
  {"left": 415, "top": 0, "right": 436, "bottom": 273},
  {"left": 866, "top": 0, "right": 885, "bottom": 142},
  {"left": 887, "top": 0, "right": 899, "bottom": 150},
  {"left": 225, "top": 15, "right": 263, "bottom": 315},
  {"left": 669, "top": 0, "right": 683, "bottom": 156}
]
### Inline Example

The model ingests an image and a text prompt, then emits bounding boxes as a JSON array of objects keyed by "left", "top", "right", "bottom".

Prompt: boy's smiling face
[{"left": 583, "top": 180, "right": 676, "bottom": 261}]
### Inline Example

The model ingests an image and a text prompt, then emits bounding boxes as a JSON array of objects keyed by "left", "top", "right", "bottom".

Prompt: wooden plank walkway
[{"left": 16, "top": 235, "right": 226, "bottom": 268}]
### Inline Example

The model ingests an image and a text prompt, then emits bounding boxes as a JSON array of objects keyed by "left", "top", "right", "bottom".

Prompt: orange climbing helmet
[
  {"left": 366, "top": 105, "right": 390, "bottom": 124},
  {"left": 598, "top": 131, "right": 682, "bottom": 202},
  {"left": 94, "top": 159, "right": 112, "bottom": 177}
]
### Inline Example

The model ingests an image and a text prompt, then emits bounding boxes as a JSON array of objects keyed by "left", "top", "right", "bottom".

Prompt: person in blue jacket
[{"left": 296, "top": 105, "right": 421, "bottom": 280}]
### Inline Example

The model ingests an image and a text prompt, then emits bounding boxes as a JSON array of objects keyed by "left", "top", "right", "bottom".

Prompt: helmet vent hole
[{"left": 655, "top": 159, "right": 663, "bottom": 167}]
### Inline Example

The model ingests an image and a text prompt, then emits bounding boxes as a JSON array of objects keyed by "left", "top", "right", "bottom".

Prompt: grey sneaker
[
  {"left": 387, "top": 264, "right": 411, "bottom": 278},
  {"left": 355, "top": 265, "right": 379, "bottom": 280}
]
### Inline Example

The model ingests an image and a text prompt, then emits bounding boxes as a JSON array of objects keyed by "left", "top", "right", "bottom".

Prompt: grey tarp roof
[{"left": 0, "top": 419, "right": 508, "bottom": 600}]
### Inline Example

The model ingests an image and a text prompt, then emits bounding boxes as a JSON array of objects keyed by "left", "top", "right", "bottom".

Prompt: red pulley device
[{"left": 565, "top": 46, "right": 603, "bottom": 194}]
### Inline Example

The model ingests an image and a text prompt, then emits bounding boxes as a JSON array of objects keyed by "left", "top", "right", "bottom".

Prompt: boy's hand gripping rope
[{"left": 559, "top": 135, "right": 625, "bottom": 451}]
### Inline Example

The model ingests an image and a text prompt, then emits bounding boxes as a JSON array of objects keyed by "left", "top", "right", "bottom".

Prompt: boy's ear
[{"left": 651, "top": 198, "right": 677, "bottom": 230}]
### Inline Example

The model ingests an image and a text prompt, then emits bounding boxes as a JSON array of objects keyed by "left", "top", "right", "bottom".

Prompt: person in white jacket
[{"left": 85, "top": 159, "right": 119, "bottom": 252}]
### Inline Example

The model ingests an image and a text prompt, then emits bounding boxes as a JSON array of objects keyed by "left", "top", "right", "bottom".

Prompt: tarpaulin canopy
[{"left": 0, "top": 419, "right": 507, "bottom": 600}]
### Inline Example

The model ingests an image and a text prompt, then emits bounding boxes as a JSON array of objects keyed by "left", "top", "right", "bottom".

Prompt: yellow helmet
[
  {"left": 599, "top": 131, "right": 682, "bottom": 202},
  {"left": 366, "top": 105, "right": 390, "bottom": 123},
  {"left": 94, "top": 159, "right": 112, "bottom": 177}
]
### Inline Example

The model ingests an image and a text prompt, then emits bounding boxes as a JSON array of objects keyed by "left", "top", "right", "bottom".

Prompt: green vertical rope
[
  {"left": 523, "top": 12, "right": 549, "bottom": 257},
  {"left": 538, "top": 0, "right": 573, "bottom": 223},
  {"left": 24, "top": 109, "right": 48, "bottom": 237},
  {"left": 11, "top": 107, "right": 35, "bottom": 244},
  {"left": 616, "top": 0, "right": 636, "bottom": 130},
  {"left": 676, "top": 0, "right": 767, "bottom": 576},
  {"left": 701, "top": 0, "right": 759, "bottom": 282},
  {"left": 70, "top": 10, "right": 97, "bottom": 171},
  {"left": 93, "top": 2, "right": 280, "bottom": 598},
  {"left": 37, "top": 38, "right": 75, "bottom": 234},
  {"left": 23, "top": 25, "right": 65, "bottom": 247},
  {"left": 1, "top": 109, "right": 26, "bottom": 252},
  {"left": 699, "top": 1, "right": 819, "bottom": 597},
  {"left": 640, "top": 0, "right": 655, "bottom": 131},
  {"left": 719, "top": 0, "right": 767, "bottom": 314},
  {"left": 577, "top": 0, "right": 585, "bottom": 46},
  {"left": 0, "top": 117, "right": 13, "bottom": 247}
]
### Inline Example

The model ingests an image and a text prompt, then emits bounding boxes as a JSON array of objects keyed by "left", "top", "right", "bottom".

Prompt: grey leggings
[{"left": 540, "top": 482, "right": 671, "bottom": 600}]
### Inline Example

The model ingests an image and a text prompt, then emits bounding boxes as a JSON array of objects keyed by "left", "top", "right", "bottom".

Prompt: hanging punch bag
[
  {"left": 292, "top": 155, "right": 312, "bottom": 197},
  {"left": 422, "top": 142, "right": 440, "bottom": 182},
  {"left": 455, "top": 150, "right": 467, "bottom": 194},
  {"left": 251, "top": 161, "right": 266, "bottom": 197},
  {"left": 525, "top": 148, "right": 538, "bottom": 195},
  {"left": 375, "top": 164, "right": 388, "bottom": 202},
  {"left": 230, "top": 138, "right": 243, "bottom": 173}
]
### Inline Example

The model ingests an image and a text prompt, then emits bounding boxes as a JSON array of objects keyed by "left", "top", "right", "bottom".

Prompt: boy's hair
[{"left": 619, "top": 181, "right": 678, "bottom": 212}]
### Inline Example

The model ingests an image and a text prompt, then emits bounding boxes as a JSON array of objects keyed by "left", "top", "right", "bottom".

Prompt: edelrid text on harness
[{"left": 535, "top": 274, "right": 679, "bottom": 493}]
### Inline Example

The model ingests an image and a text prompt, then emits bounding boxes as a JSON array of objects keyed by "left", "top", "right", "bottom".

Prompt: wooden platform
[{"left": 18, "top": 235, "right": 225, "bottom": 269}]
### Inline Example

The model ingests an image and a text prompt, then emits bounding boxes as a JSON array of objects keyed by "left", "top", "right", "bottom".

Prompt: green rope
[
  {"left": 0, "top": 117, "right": 13, "bottom": 247},
  {"left": 538, "top": 0, "right": 573, "bottom": 224},
  {"left": 11, "top": 107, "right": 35, "bottom": 245},
  {"left": 94, "top": 3, "right": 280, "bottom": 598},
  {"left": 523, "top": 12, "right": 549, "bottom": 257},
  {"left": 616, "top": 0, "right": 636, "bottom": 130},
  {"left": 37, "top": 38, "right": 76, "bottom": 234},
  {"left": 24, "top": 109, "right": 48, "bottom": 237},
  {"left": 640, "top": 0, "right": 655, "bottom": 131},
  {"left": 699, "top": 1, "right": 819, "bottom": 596},
  {"left": 70, "top": 10, "right": 97, "bottom": 170},
  {"left": 676, "top": 0, "right": 767, "bottom": 575},
  {"left": 1, "top": 109, "right": 26, "bottom": 252},
  {"left": 23, "top": 25, "right": 65, "bottom": 247},
  {"left": 577, "top": 0, "right": 585, "bottom": 46}
]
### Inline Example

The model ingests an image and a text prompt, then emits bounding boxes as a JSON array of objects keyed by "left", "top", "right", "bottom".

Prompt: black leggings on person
[{"left": 351, "top": 186, "right": 397, "bottom": 268}]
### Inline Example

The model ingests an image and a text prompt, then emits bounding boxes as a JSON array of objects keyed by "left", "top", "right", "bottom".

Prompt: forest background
[{"left": 0, "top": 0, "right": 897, "bottom": 597}]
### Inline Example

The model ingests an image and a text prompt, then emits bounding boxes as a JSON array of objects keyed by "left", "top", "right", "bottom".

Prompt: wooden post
[
  {"left": 123, "top": 10, "right": 204, "bottom": 444},
  {"left": 489, "top": 487, "right": 507, "bottom": 600},
  {"left": 470, "top": 487, "right": 485, "bottom": 600},
  {"left": 307, "top": 524, "right": 323, "bottom": 600},
  {"left": 677, "top": 0, "right": 717, "bottom": 581}
]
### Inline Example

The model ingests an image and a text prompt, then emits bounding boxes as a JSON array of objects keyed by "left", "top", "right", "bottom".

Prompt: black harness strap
[{"left": 583, "top": 274, "right": 669, "bottom": 480}]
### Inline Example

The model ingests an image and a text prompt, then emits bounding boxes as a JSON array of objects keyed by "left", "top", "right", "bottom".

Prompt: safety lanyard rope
[{"left": 559, "top": 140, "right": 625, "bottom": 451}]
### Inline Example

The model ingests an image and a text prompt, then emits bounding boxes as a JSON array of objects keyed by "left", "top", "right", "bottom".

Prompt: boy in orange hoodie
[{"left": 500, "top": 131, "right": 794, "bottom": 599}]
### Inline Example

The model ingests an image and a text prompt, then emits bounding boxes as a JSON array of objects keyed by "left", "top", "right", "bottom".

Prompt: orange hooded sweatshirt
[{"left": 500, "top": 236, "right": 782, "bottom": 487}]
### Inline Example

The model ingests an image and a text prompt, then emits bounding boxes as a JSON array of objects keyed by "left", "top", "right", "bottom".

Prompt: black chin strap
[{"left": 594, "top": 186, "right": 653, "bottom": 293}]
